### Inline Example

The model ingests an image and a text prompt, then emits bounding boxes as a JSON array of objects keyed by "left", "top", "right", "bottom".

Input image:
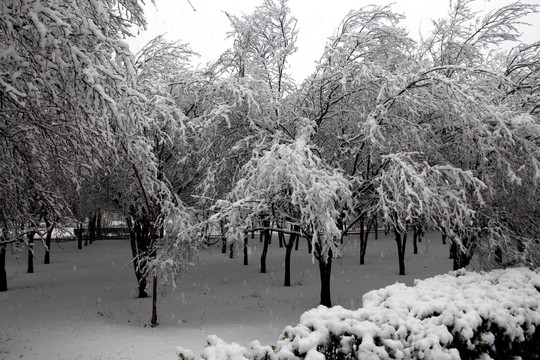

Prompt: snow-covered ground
[{"left": 0, "top": 231, "right": 452, "bottom": 359}]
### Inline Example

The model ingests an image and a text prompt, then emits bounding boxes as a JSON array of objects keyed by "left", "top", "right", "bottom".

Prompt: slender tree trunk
[
  {"left": 229, "top": 241, "right": 234, "bottom": 259},
  {"left": 413, "top": 226, "right": 419, "bottom": 255},
  {"left": 0, "top": 245, "right": 7, "bottom": 292},
  {"left": 394, "top": 229, "right": 407, "bottom": 276},
  {"left": 374, "top": 216, "right": 378, "bottom": 240},
  {"left": 27, "top": 231, "right": 35, "bottom": 273},
  {"left": 284, "top": 226, "right": 298, "bottom": 286},
  {"left": 151, "top": 275, "right": 158, "bottom": 326},
  {"left": 295, "top": 232, "right": 300, "bottom": 251},
  {"left": 243, "top": 235, "right": 248, "bottom": 266},
  {"left": 317, "top": 249, "right": 333, "bottom": 307},
  {"left": 44, "top": 219, "right": 53, "bottom": 264},
  {"left": 96, "top": 210, "right": 102, "bottom": 240},
  {"left": 77, "top": 223, "right": 83, "bottom": 250},
  {"left": 278, "top": 230, "right": 284, "bottom": 248},
  {"left": 220, "top": 219, "right": 227, "bottom": 254},
  {"left": 127, "top": 217, "right": 148, "bottom": 299},
  {"left": 260, "top": 220, "right": 270, "bottom": 273},
  {"left": 88, "top": 214, "right": 96, "bottom": 245},
  {"left": 441, "top": 231, "right": 447, "bottom": 245}
]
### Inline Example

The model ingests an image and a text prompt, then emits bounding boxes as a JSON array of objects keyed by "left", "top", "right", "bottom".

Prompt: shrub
[{"left": 177, "top": 267, "right": 540, "bottom": 359}]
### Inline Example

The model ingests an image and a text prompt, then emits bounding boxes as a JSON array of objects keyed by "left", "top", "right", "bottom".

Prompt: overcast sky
[{"left": 127, "top": 0, "right": 540, "bottom": 83}]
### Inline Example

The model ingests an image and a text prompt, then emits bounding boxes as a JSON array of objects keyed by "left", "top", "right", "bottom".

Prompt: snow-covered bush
[{"left": 177, "top": 267, "right": 540, "bottom": 359}]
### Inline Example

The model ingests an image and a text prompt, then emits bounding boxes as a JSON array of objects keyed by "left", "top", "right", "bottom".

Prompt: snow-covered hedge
[{"left": 177, "top": 267, "right": 540, "bottom": 360}]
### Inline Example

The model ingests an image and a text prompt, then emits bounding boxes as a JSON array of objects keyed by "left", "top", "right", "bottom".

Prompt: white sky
[{"left": 128, "top": 0, "right": 540, "bottom": 83}]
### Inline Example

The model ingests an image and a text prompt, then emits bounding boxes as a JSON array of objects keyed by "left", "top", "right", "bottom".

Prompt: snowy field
[{"left": 0, "top": 231, "right": 452, "bottom": 359}]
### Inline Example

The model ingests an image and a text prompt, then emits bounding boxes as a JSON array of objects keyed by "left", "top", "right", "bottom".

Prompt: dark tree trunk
[
  {"left": 394, "top": 229, "right": 407, "bottom": 276},
  {"left": 317, "top": 248, "right": 333, "bottom": 307},
  {"left": 77, "top": 223, "right": 83, "bottom": 250},
  {"left": 284, "top": 226, "right": 299, "bottom": 287},
  {"left": 243, "top": 235, "right": 248, "bottom": 266},
  {"left": 278, "top": 230, "right": 284, "bottom": 248},
  {"left": 229, "top": 241, "right": 234, "bottom": 259},
  {"left": 442, "top": 231, "right": 447, "bottom": 245},
  {"left": 44, "top": 219, "right": 53, "bottom": 264},
  {"left": 306, "top": 238, "right": 312, "bottom": 254},
  {"left": 151, "top": 275, "right": 158, "bottom": 327},
  {"left": 96, "top": 210, "right": 102, "bottom": 240},
  {"left": 294, "top": 232, "right": 300, "bottom": 251},
  {"left": 88, "top": 214, "right": 96, "bottom": 245},
  {"left": 374, "top": 216, "right": 378, "bottom": 240},
  {"left": 413, "top": 226, "right": 420, "bottom": 255},
  {"left": 260, "top": 220, "right": 270, "bottom": 273},
  {"left": 0, "top": 245, "right": 7, "bottom": 292},
  {"left": 220, "top": 219, "right": 227, "bottom": 254},
  {"left": 452, "top": 238, "right": 473, "bottom": 270},
  {"left": 127, "top": 217, "right": 149, "bottom": 299},
  {"left": 251, "top": 231, "right": 255, "bottom": 239},
  {"left": 27, "top": 231, "right": 35, "bottom": 273}
]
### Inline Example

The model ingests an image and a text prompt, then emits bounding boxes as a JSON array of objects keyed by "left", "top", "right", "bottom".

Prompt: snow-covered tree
[{"left": 215, "top": 119, "right": 353, "bottom": 306}]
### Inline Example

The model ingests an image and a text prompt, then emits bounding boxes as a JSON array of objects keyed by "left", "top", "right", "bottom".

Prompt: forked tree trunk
[
  {"left": 394, "top": 229, "right": 407, "bottom": 276},
  {"left": 27, "top": 231, "right": 35, "bottom": 273},
  {"left": 284, "top": 226, "right": 299, "bottom": 286},
  {"left": 359, "top": 216, "right": 374, "bottom": 265},
  {"left": 0, "top": 245, "right": 7, "bottom": 292},
  {"left": 44, "top": 219, "right": 53, "bottom": 264}
]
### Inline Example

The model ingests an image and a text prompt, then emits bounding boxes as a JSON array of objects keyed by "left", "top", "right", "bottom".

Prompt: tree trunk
[
  {"left": 243, "top": 235, "right": 248, "bottom": 266},
  {"left": 88, "top": 214, "right": 96, "bottom": 245},
  {"left": 359, "top": 216, "right": 374, "bottom": 265},
  {"left": 441, "top": 231, "right": 447, "bottom": 245},
  {"left": 394, "top": 229, "right": 407, "bottom": 276},
  {"left": 413, "top": 226, "right": 419, "bottom": 255},
  {"left": 0, "top": 245, "right": 7, "bottom": 292},
  {"left": 229, "top": 241, "right": 234, "bottom": 259},
  {"left": 96, "top": 210, "right": 102, "bottom": 240},
  {"left": 127, "top": 217, "right": 149, "bottom": 299},
  {"left": 284, "top": 226, "right": 298, "bottom": 286},
  {"left": 151, "top": 275, "right": 158, "bottom": 327},
  {"left": 294, "top": 233, "right": 299, "bottom": 251},
  {"left": 306, "top": 237, "right": 312, "bottom": 254},
  {"left": 77, "top": 223, "right": 83, "bottom": 250},
  {"left": 278, "top": 230, "right": 284, "bottom": 248},
  {"left": 374, "top": 216, "right": 378, "bottom": 240},
  {"left": 44, "top": 219, "right": 53, "bottom": 264},
  {"left": 27, "top": 231, "right": 35, "bottom": 273},
  {"left": 260, "top": 220, "right": 270, "bottom": 273},
  {"left": 317, "top": 249, "right": 333, "bottom": 307},
  {"left": 220, "top": 219, "right": 227, "bottom": 254}
]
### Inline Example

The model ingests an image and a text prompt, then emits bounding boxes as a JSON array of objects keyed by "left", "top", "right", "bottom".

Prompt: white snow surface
[{"left": 1, "top": 231, "right": 453, "bottom": 359}]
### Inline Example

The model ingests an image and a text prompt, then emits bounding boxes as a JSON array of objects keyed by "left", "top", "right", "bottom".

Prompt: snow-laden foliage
[
  {"left": 214, "top": 119, "right": 352, "bottom": 262},
  {"left": 178, "top": 267, "right": 540, "bottom": 360},
  {"left": 376, "top": 153, "right": 486, "bottom": 239}
]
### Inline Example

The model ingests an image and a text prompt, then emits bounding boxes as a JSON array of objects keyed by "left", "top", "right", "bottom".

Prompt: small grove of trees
[{"left": 1, "top": 0, "right": 538, "bottom": 323}]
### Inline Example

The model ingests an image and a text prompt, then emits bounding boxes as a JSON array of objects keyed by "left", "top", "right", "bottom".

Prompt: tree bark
[
  {"left": 278, "top": 229, "right": 284, "bottom": 248},
  {"left": 88, "top": 214, "right": 96, "bottom": 245},
  {"left": 260, "top": 220, "right": 270, "bottom": 273},
  {"left": 284, "top": 226, "right": 298, "bottom": 286},
  {"left": 220, "top": 219, "right": 227, "bottom": 254},
  {"left": 413, "top": 226, "right": 419, "bottom": 255},
  {"left": 77, "top": 223, "right": 83, "bottom": 250},
  {"left": 151, "top": 275, "right": 158, "bottom": 327},
  {"left": 44, "top": 219, "right": 53, "bottom": 264},
  {"left": 96, "top": 210, "right": 102, "bottom": 240},
  {"left": 394, "top": 229, "right": 407, "bottom": 276},
  {"left": 127, "top": 217, "right": 149, "bottom": 298},
  {"left": 243, "top": 235, "right": 248, "bottom": 265},
  {"left": 0, "top": 245, "right": 7, "bottom": 292},
  {"left": 317, "top": 249, "right": 333, "bottom": 307},
  {"left": 27, "top": 231, "right": 35, "bottom": 273}
]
